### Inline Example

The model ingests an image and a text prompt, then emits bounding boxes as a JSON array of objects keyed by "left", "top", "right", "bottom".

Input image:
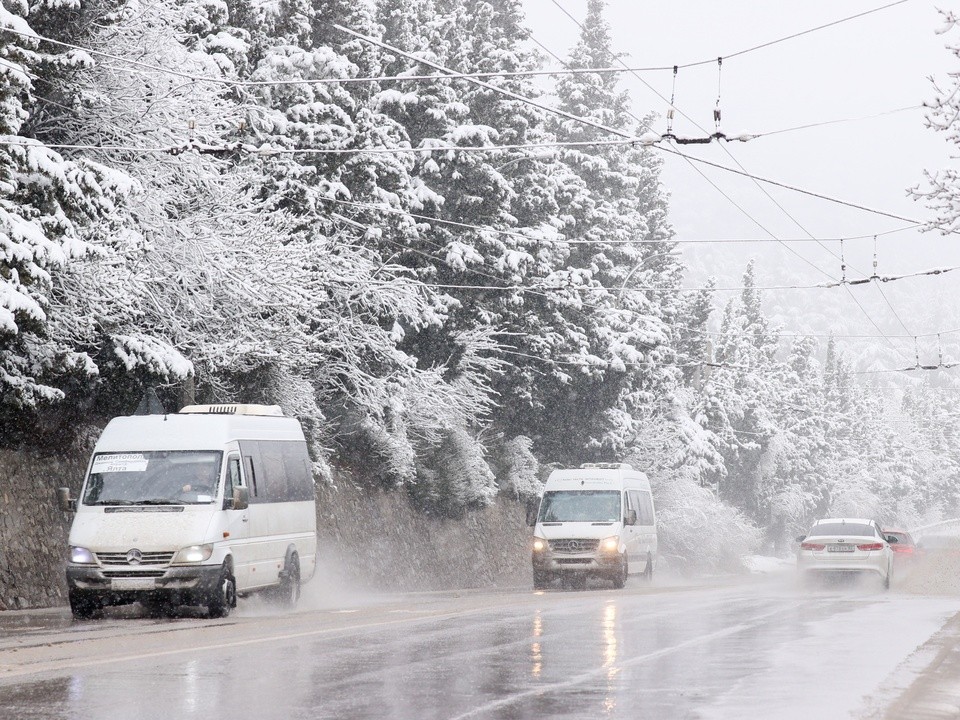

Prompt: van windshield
[
  {"left": 538, "top": 490, "right": 621, "bottom": 523},
  {"left": 82, "top": 451, "right": 223, "bottom": 506}
]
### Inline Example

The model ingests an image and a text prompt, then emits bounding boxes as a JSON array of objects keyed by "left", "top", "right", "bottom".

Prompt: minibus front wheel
[
  {"left": 207, "top": 562, "right": 236, "bottom": 618},
  {"left": 69, "top": 589, "right": 102, "bottom": 620}
]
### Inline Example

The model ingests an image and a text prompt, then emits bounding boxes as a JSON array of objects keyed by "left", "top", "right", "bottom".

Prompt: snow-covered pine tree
[
  {"left": 0, "top": 1, "right": 134, "bottom": 444},
  {"left": 543, "top": 0, "right": 679, "bottom": 462}
]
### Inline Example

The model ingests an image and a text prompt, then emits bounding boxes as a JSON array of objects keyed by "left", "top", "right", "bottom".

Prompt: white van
[
  {"left": 528, "top": 463, "right": 657, "bottom": 589},
  {"left": 58, "top": 404, "right": 317, "bottom": 619}
]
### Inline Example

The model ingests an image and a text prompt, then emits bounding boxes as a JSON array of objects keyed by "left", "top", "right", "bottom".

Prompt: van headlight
[
  {"left": 70, "top": 546, "right": 96, "bottom": 565},
  {"left": 532, "top": 537, "right": 548, "bottom": 552},
  {"left": 600, "top": 536, "right": 621, "bottom": 553},
  {"left": 172, "top": 544, "right": 214, "bottom": 564}
]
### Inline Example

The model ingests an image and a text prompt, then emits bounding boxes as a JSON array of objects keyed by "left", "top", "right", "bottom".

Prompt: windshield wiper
[
  {"left": 137, "top": 498, "right": 185, "bottom": 505},
  {"left": 91, "top": 499, "right": 134, "bottom": 505}
]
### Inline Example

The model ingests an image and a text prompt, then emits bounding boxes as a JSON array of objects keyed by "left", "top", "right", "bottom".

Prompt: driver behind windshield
[{"left": 178, "top": 464, "right": 217, "bottom": 499}]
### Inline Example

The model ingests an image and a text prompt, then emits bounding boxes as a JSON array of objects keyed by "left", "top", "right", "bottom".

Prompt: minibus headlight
[
  {"left": 600, "top": 536, "right": 621, "bottom": 553},
  {"left": 70, "top": 546, "right": 96, "bottom": 565},
  {"left": 532, "top": 537, "right": 547, "bottom": 552},
  {"left": 172, "top": 544, "right": 214, "bottom": 564}
]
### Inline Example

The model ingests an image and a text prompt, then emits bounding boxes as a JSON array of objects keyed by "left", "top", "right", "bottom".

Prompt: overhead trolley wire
[
  {"left": 656, "top": 147, "right": 922, "bottom": 224},
  {"left": 0, "top": 0, "right": 910, "bottom": 88},
  {"left": 543, "top": 1, "right": 921, "bottom": 362}
]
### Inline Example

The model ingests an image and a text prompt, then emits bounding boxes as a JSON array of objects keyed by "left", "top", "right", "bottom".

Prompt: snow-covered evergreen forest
[{"left": 3, "top": 0, "right": 960, "bottom": 558}]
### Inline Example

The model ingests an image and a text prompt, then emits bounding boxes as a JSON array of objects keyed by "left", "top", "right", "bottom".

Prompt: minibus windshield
[
  {"left": 82, "top": 451, "right": 223, "bottom": 506},
  {"left": 537, "top": 490, "right": 621, "bottom": 523}
]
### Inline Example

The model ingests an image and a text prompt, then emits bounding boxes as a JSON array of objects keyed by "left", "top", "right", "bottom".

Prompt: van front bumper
[
  {"left": 532, "top": 552, "right": 625, "bottom": 575},
  {"left": 66, "top": 564, "right": 223, "bottom": 601}
]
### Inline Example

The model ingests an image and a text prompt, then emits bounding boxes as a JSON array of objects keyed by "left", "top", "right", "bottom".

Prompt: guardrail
[{"left": 910, "top": 518, "right": 960, "bottom": 539}]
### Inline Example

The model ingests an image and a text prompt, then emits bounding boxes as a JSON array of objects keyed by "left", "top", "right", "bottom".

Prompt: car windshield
[
  {"left": 538, "top": 490, "right": 621, "bottom": 523},
  {"left": 82, "top": 451, "right": 223, "bottom": 506},
  {"left": 808, "top": 522, "right": 875, "bottom": 537}
]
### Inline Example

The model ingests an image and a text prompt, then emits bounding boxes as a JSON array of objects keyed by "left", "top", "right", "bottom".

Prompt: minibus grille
[
  {"left": 98, "top": 551, "right": 174, "bottom": 566},
  {"left": 549, "top": 538, "right": 599, "bottom": 554},
  {"left": 103, "top": 569, "right": 166, "bottom": 578}
]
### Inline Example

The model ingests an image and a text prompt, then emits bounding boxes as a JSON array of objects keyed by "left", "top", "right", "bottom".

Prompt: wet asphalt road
[{"left": 0, "top": 572, "right": 957, "bottom": 720}]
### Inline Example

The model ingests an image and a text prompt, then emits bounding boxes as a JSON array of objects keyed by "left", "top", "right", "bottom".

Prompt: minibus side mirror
[
  {"left": 525, "top": 500, "right": 539, "bottom": 527},
  {"left": 624, "top": 509, "right": 637, "bottom": 526},
  {"left": 232, "top": 486, "right": 249, "bottom": 511},
  {"left": 57, "top": 487, "right": 77, "bottom": 512}
]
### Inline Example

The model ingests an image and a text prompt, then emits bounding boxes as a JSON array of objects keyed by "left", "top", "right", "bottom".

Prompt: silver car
[{"left": 796, "top": 518, "right": 894, "bottom": 589}]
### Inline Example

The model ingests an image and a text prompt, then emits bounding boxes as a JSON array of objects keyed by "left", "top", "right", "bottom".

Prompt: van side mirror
[
  {"left": 525, "top": 499, "right": 539, "bottom": 527},
  {"left": 57, "top": 487, "right": 76, "bottom": 512},
  {"left": 232, "top": 486, "right": 249, "bottom": 511},
  {"left": 624, "top": 509, "right": 637, "bottom": 526}
]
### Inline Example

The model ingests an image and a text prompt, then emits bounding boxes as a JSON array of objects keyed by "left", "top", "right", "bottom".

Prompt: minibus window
[
  {"left": 638, "top": 491, "right": 655, "bottom": 525},
  {"left": 225, "top": 456, "right": 243, "bottom": 509},
  {"left": 244, "top": 456, "right": 258, "bottom": 497}
]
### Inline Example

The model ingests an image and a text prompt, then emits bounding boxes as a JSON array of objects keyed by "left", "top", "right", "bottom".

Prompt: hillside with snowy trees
[{"left": 3, "top": 0, "right": 960, "bottom": 561}]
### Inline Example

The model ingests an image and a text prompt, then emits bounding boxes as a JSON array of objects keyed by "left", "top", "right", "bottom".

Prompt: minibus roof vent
[
  {"left": 580, "top": 462, "right": 633, "bottom": 470},
  {"left": 179, "top": 404, "right": 285, "bottom": 417}
]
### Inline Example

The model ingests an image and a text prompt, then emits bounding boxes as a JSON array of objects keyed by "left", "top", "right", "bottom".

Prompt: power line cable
[
  {"left": 547, "top": 1, "right": 928, "bottom": 360},
  {"left": 0, "top": 1, "right": 909, "bottom": 88},
  {"left": 325, "top": 22, "right": 637, "bottom": 142},
  {"left": 540, "top": 2, "right": 915, "bottom": 362},
  {"left": 541, "top": 5, "right": 929, "bottom": 366},
  {"left": 655, "top": 146, "right": 923, "bottom": 224},
  {"left": 718, "top": 0, "right": 910, "bottom": 65}
]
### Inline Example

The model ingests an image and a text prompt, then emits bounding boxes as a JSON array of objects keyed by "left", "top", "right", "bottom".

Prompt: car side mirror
[
  {"left": 57, "top": 487, "right": 76, "bottom": 512},
  {"left": 232, "top": 486, "right": 249, "bottom": 511},
  {"left": 885, "top": 535, "right": 899, "bottom": 544},
  {"left": 795, "top": 535, "right": 806, "bottom": 542},
  {"left": 525, "top": 500, "right": 540, "bottom": 527},
  {"left": 624, "top": 509, "right": 637, "bottom": 526}
]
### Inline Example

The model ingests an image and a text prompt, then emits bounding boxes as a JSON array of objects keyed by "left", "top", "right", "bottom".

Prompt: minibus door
[
  {"left": 624, "top": 490, "right": 639, "bottom": 559},
  {"left": 223, "top": 453, "right": 251, "bottom": 589}
]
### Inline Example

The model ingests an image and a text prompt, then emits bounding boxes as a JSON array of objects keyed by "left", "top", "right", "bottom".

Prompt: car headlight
[
  {"left": 70, "top": 546, "right": 96, "bottom": 565},
  {"left": 532, "top": 537, "right": 547, "bottom": 552},
  {"left": 172, "top": 544, "right": 214, "bottom": 564},
  {"left": 600, "top": 536, "right": 621, "bottom": 553}
]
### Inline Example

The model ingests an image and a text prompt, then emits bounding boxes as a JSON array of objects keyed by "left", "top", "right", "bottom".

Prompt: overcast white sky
[{"left": 522, "top": 0, "right": 959, "bottom": 366}]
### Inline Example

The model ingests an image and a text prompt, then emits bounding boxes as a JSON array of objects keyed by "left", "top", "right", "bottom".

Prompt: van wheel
[
  {"left": 208, "top": 564, "right": 236, "bottom": 618},
  {"left": 612, "top": 557, "right": 628, "bottom": 589},
  {"left": 69, "top": 590, "right": 101, "bottom": 620},
  {"left": 275, "top": 554, "right": 301, "bottom": 608},
  {"left": 533, "top": 569, "right": 551, "bottom": 590}
]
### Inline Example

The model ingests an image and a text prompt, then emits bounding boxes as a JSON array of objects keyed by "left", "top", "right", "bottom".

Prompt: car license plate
[
  {"left": 111, "top": 578, "right": 156, "bottom": 591},
  {"left": 828, "top": 544, "right": 854, "bottom": 552}
]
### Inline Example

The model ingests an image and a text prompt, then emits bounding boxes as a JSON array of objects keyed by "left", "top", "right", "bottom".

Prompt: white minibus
[
  {"left": 58, "top": 404, "right": 317, "bottom": 619},
  {"left": 528, "top": 463, "right": 657, "bottom": 589}
]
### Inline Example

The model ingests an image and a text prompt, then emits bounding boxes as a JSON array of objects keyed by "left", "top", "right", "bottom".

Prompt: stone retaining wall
[
  {"left": 0, "top": 450, "right": 531, "bottom": 610},
  {"left": 0, "top": 450, "right": 85, "bottom": 610}
]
